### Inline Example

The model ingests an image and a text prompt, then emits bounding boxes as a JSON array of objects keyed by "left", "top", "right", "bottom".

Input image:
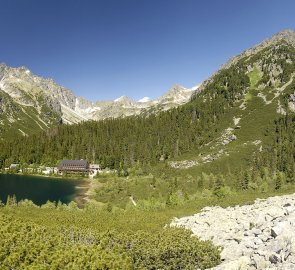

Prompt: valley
[
  {"left": 1, "top": 29, "right": 295, "bottom": 269},
  {"left": 0, "top": 64, "right": 198, "bottom": 137}
]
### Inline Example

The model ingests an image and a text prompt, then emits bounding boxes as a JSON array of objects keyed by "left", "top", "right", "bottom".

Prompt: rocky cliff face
[
  {"left": 0, "top": 63, "right": 198, "bottom": 129},
  {"left": 171, "top": 193, "right": 295, "bottom": 270},
  {"left": 0, "top": 65, "right": 63, "bottom": 137},
  {"left": 73, "top": 84, "right": 198, "bottom": 122}
]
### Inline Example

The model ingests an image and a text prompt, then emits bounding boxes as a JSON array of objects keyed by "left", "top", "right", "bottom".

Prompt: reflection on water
[{"left": 0, "top": 174, "right": 84, "bottom": 205}]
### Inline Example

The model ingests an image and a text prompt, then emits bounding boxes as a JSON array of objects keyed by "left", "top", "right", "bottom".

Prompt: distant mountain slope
[
  {"left": 166, "top": 28, "right": 295, "bottom": 179},
  {"left": 222, "top": 29, "right": 295, "bottom": 69},
  {"left": 0, "top": 66, "right": 62, "bottom": 138},
  {"left": 2, "top": 29, "right": 295, "bottom": 175},
  {"left": 196, "top": 29, "right": 295, "bottom": 93},
  {"left": 0, "top": 63, "right": 198, "bottom": 136}
]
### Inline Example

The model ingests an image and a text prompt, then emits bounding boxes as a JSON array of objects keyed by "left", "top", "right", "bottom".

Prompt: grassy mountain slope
[
  {"left": 0, "top": 90, "right": 61, "bottom": 138},
  {"left": 1, "top": 30, "right": 295, "bottom": 269},
  {"left": 1, "top": 30, "right": 295, "bottom": 204}
]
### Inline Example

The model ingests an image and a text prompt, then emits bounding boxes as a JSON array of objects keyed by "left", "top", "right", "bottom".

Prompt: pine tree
[
  {"left": 240, "top": 171, "right": 251, "bottom": 190},
  {"left": 6, "top": 194, "right": 17, "bottom": 207}
]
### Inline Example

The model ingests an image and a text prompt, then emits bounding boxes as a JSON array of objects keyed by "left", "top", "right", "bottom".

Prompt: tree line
[{"left": 0, "top": 64, "right": 250, "bottom": 169}]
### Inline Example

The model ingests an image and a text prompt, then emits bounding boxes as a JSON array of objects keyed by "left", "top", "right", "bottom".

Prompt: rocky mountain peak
[
  {"left": 262, "top": 28, "right": 295, "bottom": 49},
  {"left": 220, "top": 29, "right": 295, "bottom": 71},
  {"left": 114, "top": 95, "right": 134, "bottom": 104},
  {"left": 138, "top": 97, "right": 151, "bottom": 103},
  {"left": 157, "top": 84, "right": 197, "bottom": 104},
  {"left": 0, "top": 62, "right": 198, "bottom": 127},
  {"left": 161, "top": 85, "right": 186, "bottom": 97},
  {"left": 18, "top": 66, "right": 31, "bottom": 72},
  {"left": 168, "top": 84, "right": 186, "bottom": 93},
  {"left": 271, "top": 28, "right": 295, "bottom": 41}
]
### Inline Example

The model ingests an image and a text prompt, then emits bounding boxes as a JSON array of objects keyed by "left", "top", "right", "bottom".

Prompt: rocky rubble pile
[
  {"left": 171, "top": 194, "right": 295, "bottom": 269},
  {"left": 169, "top": 150, "right": 227, "bottom": 169}
]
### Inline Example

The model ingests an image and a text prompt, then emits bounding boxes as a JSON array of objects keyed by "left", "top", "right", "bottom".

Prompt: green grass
[
  {"left": 13, "top": 188, "right": 295, "bottom": 269},
  {"left": 4, "top": 186, "right": 295, "bottom": 232},
  {"left": 155, "top": 94, "right": 277, "bottom": 179},
  {"left": 245, "top": 92, "right": 253, "bottom": 101},
  {"left": 248, "top": 66, "right": 263, "bottom": 89}
]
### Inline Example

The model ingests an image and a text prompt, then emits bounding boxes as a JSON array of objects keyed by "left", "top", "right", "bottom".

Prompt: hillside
[
  {"left": 1, "top": 29, "right": 295, "bottom": 270},
  {"left": 1, "top": 30, "right": 295, "bottom": 210},
  {"left": 1, "top": 30, "right": 294, "bottom": 162},
  {"left": 0, "top": 64, "right": 197, "bottom": 137}
]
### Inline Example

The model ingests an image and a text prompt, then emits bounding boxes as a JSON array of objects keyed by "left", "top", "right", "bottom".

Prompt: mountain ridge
[
  {"left": 0, "top": 62, "right": 199, "bottom": 131},
  {"left": 2, "top": 28, "right": 295, "bottom": 230},
  {"left": 0, "top": 29, "right": 295, "bottom": 138},
  {"left": 222, "top": 28, "right": 295, "bottom": 69},
  {"left": 195, "top": 28, "right": 295, "bottom": 94}
]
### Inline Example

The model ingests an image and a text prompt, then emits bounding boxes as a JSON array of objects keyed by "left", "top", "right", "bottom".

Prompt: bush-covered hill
[
  {"left": 1, "top": 36, "right": 295, "bottom": 210},
  {"left": 1, "top": 40, "right": 295, "bottom": 176},
  {"left": 1, "top": 30, "right": 295, "bottom": 269},
  {"left": 0, "top": 199, "right": 222, "bottom": 270}
]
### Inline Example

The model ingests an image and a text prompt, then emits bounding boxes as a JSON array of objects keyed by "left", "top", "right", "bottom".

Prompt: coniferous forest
[
  {"left": 1, "top": 31, "right": 295, "bottom": 269},
  {"left": 0, "top": 64, "right": 250, "bottom": 168}
]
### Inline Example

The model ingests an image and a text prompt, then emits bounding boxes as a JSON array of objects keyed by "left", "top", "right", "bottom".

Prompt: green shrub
[{"left": 0, "top": 212, "right": 220, "bottom": 270}]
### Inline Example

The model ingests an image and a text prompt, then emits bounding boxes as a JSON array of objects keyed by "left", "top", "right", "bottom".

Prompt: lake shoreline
[
  {"left": 0, "top": 171, "right": 89, "bottom": 181},
  {"left": 73, "top": 179, "right": 94, "bottom": 207},
  {"left": 0, "top": 173, "right": 91, "bottom": 207}
]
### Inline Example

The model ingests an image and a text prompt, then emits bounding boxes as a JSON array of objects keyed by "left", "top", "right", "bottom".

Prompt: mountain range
[
  {"left": 1, "top": 28, "right": 295, "bottom": 219},
  {"left": 0, "top": 64, "right": 198, "bottom": 137},
  {"left": 1, "top": 29, "right": 295, "bottom": 144}
]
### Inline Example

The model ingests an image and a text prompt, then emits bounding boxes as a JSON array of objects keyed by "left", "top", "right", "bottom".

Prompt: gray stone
[
  {"left": 252, "top": 228, "right": 262, "bottom": 236},
  {"left": 281, "top": 263, "right": 295, "bottom": 269},
  {"left": 254, "top": 238, "right": 264, "bottom": 246},
  {"left": 269, "top": 253, "right": 280, "bottom": 264},
  {"left": 268, "top": 241, "right": 284, "bottom": 254},
  {"left": 252, "top": 254, "right": 271, "bottom": 269},
  {"left": 210, "top": 256, "right": 252, "bottom": 270},
  {"left": 170, "top": 192, "right": 295, "bottom": 270},
  {"left": 271, "top": 221, "right": 291, "bottom": 238}
]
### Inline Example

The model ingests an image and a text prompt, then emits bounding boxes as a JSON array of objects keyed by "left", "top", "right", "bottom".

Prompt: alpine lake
[{"left": 0, "top": 174, "right": 87, "bottom": 206}]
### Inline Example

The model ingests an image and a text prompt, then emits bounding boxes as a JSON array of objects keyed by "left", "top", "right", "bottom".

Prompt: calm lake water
[{"left": 0, "top": 174, "right": 85, "bottom": 205}]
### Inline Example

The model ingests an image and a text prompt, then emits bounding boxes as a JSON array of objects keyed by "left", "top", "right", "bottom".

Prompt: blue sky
[{"left": 0, "top": 0, "right": 294, "bottom": 101}]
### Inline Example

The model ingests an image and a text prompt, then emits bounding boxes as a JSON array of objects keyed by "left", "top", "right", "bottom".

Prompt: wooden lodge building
[{"left": 58, "top": 160, "right": 89, "bottom": 174}]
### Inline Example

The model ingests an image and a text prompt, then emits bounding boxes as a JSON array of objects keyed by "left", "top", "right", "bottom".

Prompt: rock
[
  {"left": 210, "top": 256, "right": 252, "bottom": 270},
  {"left": 286, "top": 206, "right": 295, "bottom": 215},
  {"left": 252, "top": 253, "right": 271, "bottom": 269},
  {"left": 170, "top": 192, "right": 295, "bottom": 269},
  {"left": 252, "top": 228, "right": 262, "bottom": 236},
  {"left": 280, "top": 263, "right": 295, "bottom": 269},
  {"left": 271, "top": 221, "right": 290, "bottom": 238},
  {"left": 288, "top": 239, "right": 295, "bottom": 263},
  {"left": 284, "top": 203, "right": 292, "bottom": 207},
  {"left": 268, "top": 241, "right": 284, "bottom": 254},
  {"left": 254, "top": 238, "right": 263, "bottom": 246},
  {"left": 269, "top": 253, "right": 280, "bottom": 264}
]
